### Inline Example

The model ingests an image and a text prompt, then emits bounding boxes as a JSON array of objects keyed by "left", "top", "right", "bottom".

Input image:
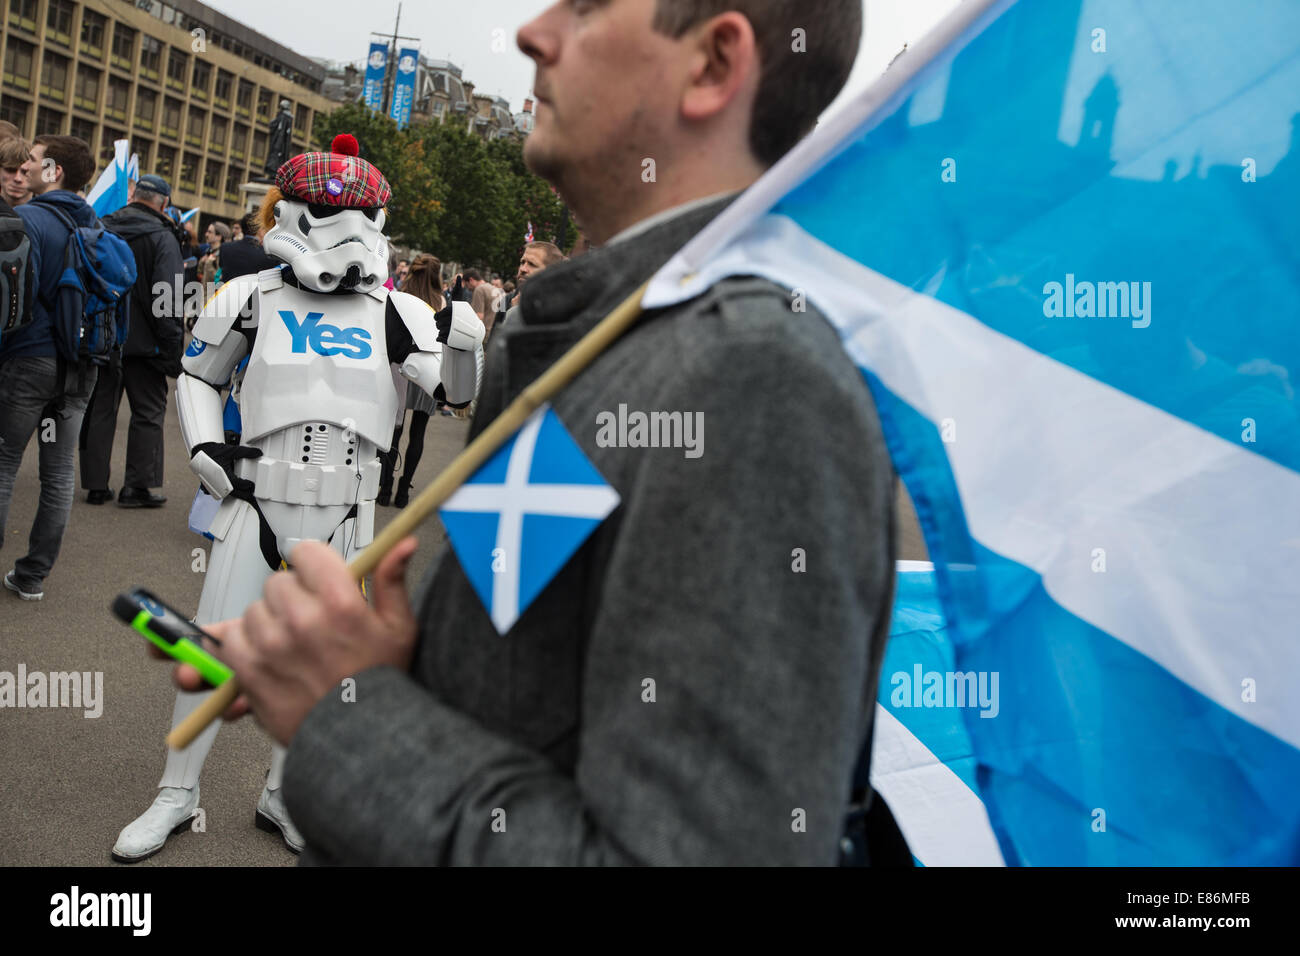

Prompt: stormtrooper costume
[{"left": 113, "top": 135, "right": 484, "bottom": 862}]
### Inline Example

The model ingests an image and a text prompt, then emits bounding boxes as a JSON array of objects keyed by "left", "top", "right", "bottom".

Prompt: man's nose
[{"left": 517, "top": 2, "right": 561, "bottom": 64}]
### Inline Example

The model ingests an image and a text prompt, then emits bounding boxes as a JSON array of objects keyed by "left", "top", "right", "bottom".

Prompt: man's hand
[{"left": 170, "top": 536, "right": 420, "bottom": 745}]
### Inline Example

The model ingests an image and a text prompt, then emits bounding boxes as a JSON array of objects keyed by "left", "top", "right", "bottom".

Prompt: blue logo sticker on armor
[
  {"left": 279, "top": 310, "right": 372, "bottom": 360},
  {"left": 185, "top": 339, "right": 207, "bottom": 357}
]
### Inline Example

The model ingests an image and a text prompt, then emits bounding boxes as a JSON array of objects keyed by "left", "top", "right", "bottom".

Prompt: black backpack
[{"left": 0, "top": 199, "right": 33, "bottom": 342}]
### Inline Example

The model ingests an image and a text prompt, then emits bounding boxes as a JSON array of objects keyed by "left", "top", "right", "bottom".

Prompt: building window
[
  {"left": 256, "top": 89, "right": 272, "bottom": 123},
  {"left": 80, "top": 10, "right": 107, "bottom": 59},
  {"left": 295, "top": 104, "right": 309, "bottom": 133},
  {"left": 236, "top": 80, "right": 254, "bottom": 118},
  {"left": 100, "top": 127, "right": 125, "bottom": 166},
  {"left": 111, "top": 24, "right": 137, "bottom": 71},
  {"left": 40, "top": 51, "right": 69, "bottom": 102},
  {"left": 230, "top": 123, "right": 248, "bottom": 160},
  {"left": 214, "top": 70, "right": 232, "bottom": 108},
  {"left": 3, "top": 39, "right": 36, "bottom": 92},
  {"left": 70, "top": 116, "right": 97, "bottom": 151},
  {"left": 161, "top": 97, "right": 181, "bottom": 140},
  {"left": 167, "top": 50, "right": 188, "bottom": 92},
  {"left": 202, "top": 159, "right": 221, "bottom": 198},
  {"left": 8, "top": 0, "right": 39, "bottom": 34},
  {"left": 135, "top": 88, "right": 157, "bottom": 132},
  {"left": 140, "top": 37, "right": 162, "bottom": 81},
  {"left": 35, "top": 106, "right": 65, "bottom": 136},
  {"left": 180, "top": 152, "right": 199, "bottom": 190},
  {"left": 210, "top": 116, "right": 227, "bottom": 149},
  {"left": 156, "top": 144, "right": 176, "bottom": 180},
  {"left": 0, "top": 95, "right": 29, "bottom": 133},
  {"left": 74, "top": 65, "right": 101, "bottom": 112},
  {"left": 224, "top": 166, "right": 241, "bottom": 201},
  {"left": 192, "top": 60, "right": 211, "bottom": 100},
  {"left": 252, "top": 129, "right": 267, "bottom": 163},
  {"left": 134, "top": 138, "right": 152, "bottom": 170},
  {"left": 106, "top": 77, "right": 131, "bottom": 123},
  {"left": 186, "top": 107, "right": 205, "bottom": 148},
  {"left": 46, "top": 0, "right": 76, "bottom": 47}
]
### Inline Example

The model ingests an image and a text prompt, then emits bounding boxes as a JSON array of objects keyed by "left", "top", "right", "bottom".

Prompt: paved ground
[{"left": 0, "top": 392, "right": 924, "bottom": 867}]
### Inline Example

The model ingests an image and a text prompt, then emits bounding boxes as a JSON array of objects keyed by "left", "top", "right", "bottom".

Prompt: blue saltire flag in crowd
[
  {"left": 642, "top": 0, "right": 1300, "bottom": 865},
  {"left": 85, "top": 139, "right": 131, "bottom": 217}
]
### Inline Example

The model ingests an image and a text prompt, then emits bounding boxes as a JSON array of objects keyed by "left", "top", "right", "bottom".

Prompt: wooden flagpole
[{"left": 167, "top": 280, "right": 653, "bottom": 749}]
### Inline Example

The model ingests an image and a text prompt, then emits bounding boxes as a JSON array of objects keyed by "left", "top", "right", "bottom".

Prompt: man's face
[
  {"left": 493, "top": 278, "right": 503, "bottom": 289},
  {"left": 0, "top": 163, "right": 29, "bottom": 203},
  {"left": 205, "top": 224, "right": 220, "bottom": 245},
  {"left": 21, "top": 144, "right": 56, "bottom": 195},
  {"left": 517, "top": 246, "right": 549, "bottom": 285},
  {"left": 518, "top": 0, "right": 685, "bottom": 192}
]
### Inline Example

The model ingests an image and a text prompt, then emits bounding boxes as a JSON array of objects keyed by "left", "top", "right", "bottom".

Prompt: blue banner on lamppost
[
  {"left": 389, "top": 47, "right": 419, "bottom": 130},
  {"left": 363, "top": 42, "right": 387, "bottom": 113}
]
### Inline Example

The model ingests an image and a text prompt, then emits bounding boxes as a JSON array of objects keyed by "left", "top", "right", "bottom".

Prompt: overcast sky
[{"left": 200, "top": 0, "right": 961, "bottom": 116}]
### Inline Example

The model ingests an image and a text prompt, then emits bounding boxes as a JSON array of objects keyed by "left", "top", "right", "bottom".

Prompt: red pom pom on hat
[{"left": 331, "top": 133, "right": 360, "bottom": 156}]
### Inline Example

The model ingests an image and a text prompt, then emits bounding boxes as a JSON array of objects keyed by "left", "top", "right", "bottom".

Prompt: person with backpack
[
  {"left": 80, "top": 174, "right": 184, "bottom": 508},
  {"left": 0, "top": 135, "right": 133, "bottom": 601}
]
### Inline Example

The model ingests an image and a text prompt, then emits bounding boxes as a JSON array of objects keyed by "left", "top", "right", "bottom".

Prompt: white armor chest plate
[{"left": 241, "top": 282, "right": 396, "bottom": 447}]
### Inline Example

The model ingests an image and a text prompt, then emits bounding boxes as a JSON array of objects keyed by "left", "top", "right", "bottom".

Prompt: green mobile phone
[{"left": 112, "top": 589, "right": 233, "bottom": 688}]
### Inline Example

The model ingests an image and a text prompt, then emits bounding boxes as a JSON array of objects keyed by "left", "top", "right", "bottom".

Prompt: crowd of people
[{"left": 0, "top": 118, "right": 565, "bottom": 605}]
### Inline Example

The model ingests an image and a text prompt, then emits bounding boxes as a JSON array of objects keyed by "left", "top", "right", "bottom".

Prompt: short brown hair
[
  {"left": 0, "top": 120, "right": 20, "bottom": 141},
  {"left": 0, "top": 137, "right": 30, "bottom": 170},
  {"left": 33, "top": 135, "right": 94, "bottom": 192},
  {"left": 525, "top": 241, "right": 565, "bottom": 267},
  {"left": 653, "top": 1, "right": 861, "bottom": 167}
]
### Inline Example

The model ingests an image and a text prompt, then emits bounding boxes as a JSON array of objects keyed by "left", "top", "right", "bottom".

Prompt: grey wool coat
[{"left": 284, "top": 197, "right": 898, "bottom": 865}]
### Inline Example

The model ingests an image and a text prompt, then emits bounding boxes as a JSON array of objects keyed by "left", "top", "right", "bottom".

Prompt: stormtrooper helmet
[
  {"left": 264, "top": 200, "right": 389, "bottom": 293},
  {"left": 265, "top": 132, "right": 394, "bottom": 294}
]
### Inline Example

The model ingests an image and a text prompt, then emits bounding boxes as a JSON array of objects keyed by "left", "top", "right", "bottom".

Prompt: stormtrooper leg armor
[{"left": 112, "top": 499, "right": 372, "bottom": 861}]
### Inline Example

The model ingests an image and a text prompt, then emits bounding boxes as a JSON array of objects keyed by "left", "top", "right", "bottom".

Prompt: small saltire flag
[
  {"left": 85, "top": 139, "right": 131, "bottom": 217},
  {"left": 440, "top": 405, "right": 620, "bottom": 634},
  {"left": 127, "top": 152, "right": 140, "bottom": 183},
  {"left": 525, "top": 221, "right": 534, "bottom": 243},
  {"left": 644, "top": 0, "right": 1300, "bottom": 864},
  {"left": 180, "top": 207, "right": 201, "bottom": 225}
]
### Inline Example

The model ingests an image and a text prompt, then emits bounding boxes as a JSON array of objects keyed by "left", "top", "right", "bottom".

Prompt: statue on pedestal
[{"left": 260, "top": 101, "right": 294, "bottom": 180}]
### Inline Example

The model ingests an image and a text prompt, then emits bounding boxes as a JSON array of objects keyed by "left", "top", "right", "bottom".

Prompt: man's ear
[{"left": 680, "top": 12, "right": 760, "bottom": 123}]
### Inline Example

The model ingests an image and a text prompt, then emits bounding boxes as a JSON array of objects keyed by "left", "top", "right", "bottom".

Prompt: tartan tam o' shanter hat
[{"left": 275, "top": 133, "right": 391, "bottom": 209}]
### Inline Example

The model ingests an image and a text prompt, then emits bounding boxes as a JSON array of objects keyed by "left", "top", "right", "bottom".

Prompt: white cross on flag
[{"left": 439, "top": 405, "right": 621, "bottom": 634}]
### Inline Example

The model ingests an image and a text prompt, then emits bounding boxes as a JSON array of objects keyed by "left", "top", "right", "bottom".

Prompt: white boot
[
  {"left": 255, "top": 785, "right": 304, "bottom": 854},
  {"left": 112, "top": 786, "right": 200, "bottom": 863}
]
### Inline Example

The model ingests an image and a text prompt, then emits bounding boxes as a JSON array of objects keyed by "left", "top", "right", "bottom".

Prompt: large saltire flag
[
  {"left": 85, "top": 139, "right": 131, "bottom": 217},
  {"left": 645, "top": 0, "right": 1300, "bottom": 865}
]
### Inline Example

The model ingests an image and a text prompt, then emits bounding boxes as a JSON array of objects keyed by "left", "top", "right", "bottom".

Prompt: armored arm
[
  {"left": 176, "top": 276, "right": 259, "bottom": 498},
  {"left": 386, "top": 292, "right": 485, "bottom": 407}
]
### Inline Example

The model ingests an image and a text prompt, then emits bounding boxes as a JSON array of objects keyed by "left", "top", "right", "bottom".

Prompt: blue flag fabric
[
  {"left": 85, "top": 139, "right": 130, "bottom": 218},
  {"left": 440, "top": 405, "right": 620, "bottom": 635},
  {"left": 645, "top": 0, "right": 1300, "bottom": 864},
  {"left": 871, "top": 561, "right": 1003, "bottom": 866}
]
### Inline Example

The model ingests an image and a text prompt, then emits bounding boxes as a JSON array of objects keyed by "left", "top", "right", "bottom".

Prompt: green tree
[{"left": 486, "top": 136, "right": 568, "bottom": 275}]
